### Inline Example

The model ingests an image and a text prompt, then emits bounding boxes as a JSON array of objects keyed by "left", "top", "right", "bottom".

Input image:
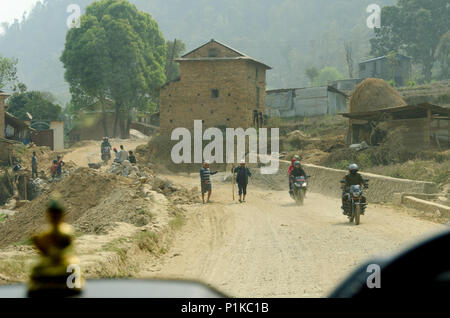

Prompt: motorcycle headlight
[{"left": 302, "top": 182, "right": 307, "bottom": 187}]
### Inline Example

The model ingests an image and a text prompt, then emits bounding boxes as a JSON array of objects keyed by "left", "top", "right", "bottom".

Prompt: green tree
[
  {"left": 370, "top": 0, "right": 450, "bottom": 82},
  {"left": 165, "top": 39, "right": 186, "bottom": 82},
  {"left": 305, "top": 67, "right": 319, "bottom": 85},
  {"left": 0, "top": 55, "right": 18, "bottom": 90},
  {"left": 435, "top": 31, "right": 450, "bottom": 79},
  {"left": 61, "top": 0, "right": 166, "bottom": 138},
  {"left": 7, "top": 91, "right": 62, "bottom": 121},
  {"left": 312, "top": 67, "right": 344, "bottom": 86}
]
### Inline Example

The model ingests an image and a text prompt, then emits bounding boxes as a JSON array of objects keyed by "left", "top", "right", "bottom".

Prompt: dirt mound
[
  {"left": 350, "top": 78, "right": 407, "bottom": 113},
  {"left": 0, "top": 168, "right": 121, "bottom": 247},
  {"left": 0, "top": 163, "right": 201, "bottom": 247}
]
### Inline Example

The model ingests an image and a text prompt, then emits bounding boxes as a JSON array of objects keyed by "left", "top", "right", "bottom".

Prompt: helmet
[
  {"left": 349, "top": 163, "right": 359, "bottom": 172},
  {"left": 294, "top": 161, "right": 301, "bottom": 167}
]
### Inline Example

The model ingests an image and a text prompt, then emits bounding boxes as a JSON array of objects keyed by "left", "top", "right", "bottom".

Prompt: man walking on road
[
  {"left": 31, "top": 151, "right": 38, "bottom": 179},
  {"left": 234, "top": 160, "right": 252, "bottom": 203},
  {"left": 200, "top": 160, "right": 218, "bottom": 204}
]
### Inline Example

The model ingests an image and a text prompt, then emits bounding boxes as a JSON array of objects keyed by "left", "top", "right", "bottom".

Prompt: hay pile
[{"left": 350, "top": 78, "right": 407, "bottom": 113}]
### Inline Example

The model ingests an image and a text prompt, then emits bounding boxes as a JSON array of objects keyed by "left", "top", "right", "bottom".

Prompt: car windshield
[{"left": 0, "top": 0, "right": 449, "bottom": 300}]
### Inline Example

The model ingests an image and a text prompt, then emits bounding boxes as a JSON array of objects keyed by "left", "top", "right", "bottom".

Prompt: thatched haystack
[{"left": 350, "top": 78, "right": 407, "bottom": 113}]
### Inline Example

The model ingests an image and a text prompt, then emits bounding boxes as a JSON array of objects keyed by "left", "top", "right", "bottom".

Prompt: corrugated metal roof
[
  {"left": 359, "top": 54, "right": 411, "bottom": 64},
  {"left": 267, "top": 85, "right": 347, "bottom": 97}
]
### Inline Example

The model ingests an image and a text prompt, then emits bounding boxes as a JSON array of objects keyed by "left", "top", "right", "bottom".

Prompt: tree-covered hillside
[{"left": 0, "top": 0, "right": 396, "bottom": 104}]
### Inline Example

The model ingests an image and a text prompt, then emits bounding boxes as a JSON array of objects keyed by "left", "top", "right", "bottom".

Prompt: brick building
[{"left": 159, "top": 39, "right": 271, "bottom": 135}]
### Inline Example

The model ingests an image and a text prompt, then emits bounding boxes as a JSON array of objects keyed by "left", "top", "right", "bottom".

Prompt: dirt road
[
  {"left": 63, "top": 137, "right": 148, "bottom": 167},
  {"left": 140, "top": 173, "right": 446, "bottom": 297}
]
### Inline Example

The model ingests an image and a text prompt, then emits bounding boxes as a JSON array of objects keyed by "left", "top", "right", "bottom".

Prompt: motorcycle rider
[
  {"left": 101, "top": 137, "right": 112, "bottom": 163},
  {"left": 101, "top": 137, "right": 111, "bottom": 151},
  {"left": 290, "top": 160, "right": 307, "bottom": 196},
  {"left": 288, "top": 156, "right": 299, "bottom": 195},
  {"left": 341, "top": 163, "right": 366, "bottom": 214}
]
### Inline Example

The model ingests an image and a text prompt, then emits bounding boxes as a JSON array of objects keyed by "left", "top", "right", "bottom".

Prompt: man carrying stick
[{"left": 233, "top": 159, "right": 252, "bottom": 203}]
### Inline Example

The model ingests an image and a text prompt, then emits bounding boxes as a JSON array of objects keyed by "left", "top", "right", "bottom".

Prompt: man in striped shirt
[{"left": 200, "top": 160, "right": 218, "bottom": 204}]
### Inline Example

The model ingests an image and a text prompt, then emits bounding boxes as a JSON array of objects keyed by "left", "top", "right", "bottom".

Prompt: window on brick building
[
  {"left": 211, "top": 89, "right": 219, "bottom": 98},
  {"left": 256, "top": 67, "right": 258, "bottom": 80}
]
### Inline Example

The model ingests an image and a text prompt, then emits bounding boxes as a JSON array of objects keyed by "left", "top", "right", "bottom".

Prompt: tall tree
[
  {"left": 344, "top": 42, "right": 354, "bottom": 78},
  {"left": 61, "top": 0, "right": 166, "bottom": 138},
  {"left": 435, "top": 31, "right": 450, "bottom": 79},
  {"left": 0, "top": 55, "right": 18, "bottom": 90},
  {"left": 370, "top": 0, "right": 450, "bottom": 82},
  {"left": 305, "top": 67, "right": 319, "bottom": 86},
  {"left": 165, "top": 39, "right": 186, "bottom": 82}
]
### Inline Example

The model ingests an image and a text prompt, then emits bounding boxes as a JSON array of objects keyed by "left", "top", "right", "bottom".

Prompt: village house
[
  {"left": 159, "top": 39, "right": 272, "bottom": 135},
  {"left": 266, "top": 86, "right": 348, "bottom": 118},
  {"left": 359, "top": 54, "right": 412, "bottom": 87}
]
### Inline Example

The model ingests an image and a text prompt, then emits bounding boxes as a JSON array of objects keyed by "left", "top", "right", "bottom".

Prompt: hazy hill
[{"left": 0, "top": 0, "right": 395, "bottom": 104}]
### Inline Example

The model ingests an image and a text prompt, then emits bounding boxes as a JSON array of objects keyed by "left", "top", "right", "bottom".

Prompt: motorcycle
[
  {"left": 340, "top": 179, "right": 369, "bottom": 225},
  {"left": 291, "top": 175, "right": 309, "bottom": 205}
]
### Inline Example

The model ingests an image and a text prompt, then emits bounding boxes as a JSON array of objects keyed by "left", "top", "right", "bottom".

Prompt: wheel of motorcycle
[{"left": 354, "top": 205, "right": 360, "bottom": 225}]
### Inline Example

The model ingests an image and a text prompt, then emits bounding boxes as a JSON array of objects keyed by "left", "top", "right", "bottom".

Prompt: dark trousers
[
  {"left": 238, "top": 182, "right": 247, "bottom": 196},
  {"left": 32, "top": 167, "right": 38, "bottom": 178}
]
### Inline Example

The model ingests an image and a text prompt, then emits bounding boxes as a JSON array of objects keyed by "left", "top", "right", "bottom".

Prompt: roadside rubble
[
  {"left": 109, "top": 160, "right": 141, "bottom": 177},
  {"left": 349, "top": 141, "right": 369, "bottom": 151}
]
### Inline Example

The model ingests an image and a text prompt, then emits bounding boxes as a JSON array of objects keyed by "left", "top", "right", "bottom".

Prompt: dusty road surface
[
  {"left": 140, "top": 173, "right": 446, "bottom": 298},
  {"left": 63, "top": 136, "right": 149, "bottom": 167}
]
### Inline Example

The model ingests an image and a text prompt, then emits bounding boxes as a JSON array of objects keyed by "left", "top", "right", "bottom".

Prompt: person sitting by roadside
[
  {"left": 128, "top": 151, "right": 136, "bottom": 164},
  {"left": 118, "top": 145, "right": 129, "bottom": 163},
  {"left": 113, "top": 148, "right": 120, "bottom": 163}
]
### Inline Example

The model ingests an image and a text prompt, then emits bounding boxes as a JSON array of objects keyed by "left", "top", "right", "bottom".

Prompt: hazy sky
[{"left": 0, "top": 0, "right": 43, "bottom": 32}]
